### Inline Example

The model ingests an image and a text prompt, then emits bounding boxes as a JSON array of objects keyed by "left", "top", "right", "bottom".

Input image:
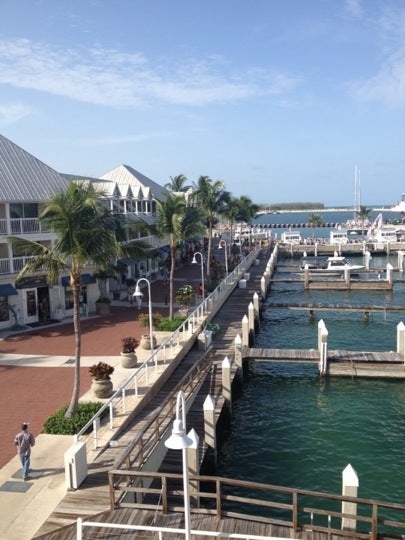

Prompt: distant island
[{"left": 259, "top": 202, "right": 325, "bottom": 211}]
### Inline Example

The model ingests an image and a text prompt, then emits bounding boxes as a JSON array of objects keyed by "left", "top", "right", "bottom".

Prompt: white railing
[
  {"left": 0, "top": 219, "right": 7, "bottom": 235},
  {"left": 10, "top": 217, "right": 49, "bottom": 234},
  {"left": 0, "top": 258, "right": 10, "bottom": 275},
  {"left": 74, "top": 248, "right": 258, "bottom": 448},
  {"left": 76, "top": 518, "right": 295, "bottom": 540}
]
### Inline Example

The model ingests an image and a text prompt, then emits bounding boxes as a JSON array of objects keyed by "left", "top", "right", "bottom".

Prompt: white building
[{"left": 0, "top": 134, "right": 168, "bottom": 331}]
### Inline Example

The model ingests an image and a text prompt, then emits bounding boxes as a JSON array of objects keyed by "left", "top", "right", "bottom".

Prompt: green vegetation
[
  {"left": 43, "top": 402, "right": 105, "bottom": 435},
  {"left": 262, "top": 202, "right": 325, "bottom": 211},
  {"left": 155, "top": 315, "right": 187, "bottom": 331}
]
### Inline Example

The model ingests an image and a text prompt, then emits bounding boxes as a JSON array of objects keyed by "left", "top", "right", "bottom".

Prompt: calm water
[{"left": 217, "top": 211, "right": 405, "bottom": 505}]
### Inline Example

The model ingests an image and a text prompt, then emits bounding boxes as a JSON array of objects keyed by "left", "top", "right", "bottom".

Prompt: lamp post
[
  {"left": 218, "top": 239, "right": 228, "bottom": 276},
  {"left": 192, "top": 252, "right": 204, "bottom": 305},
  {"left": 133, "top": 277, "right": 153, "bottom": 354},
  {"left": 165, "top": 391, "right": 193, "bottom": 540}
]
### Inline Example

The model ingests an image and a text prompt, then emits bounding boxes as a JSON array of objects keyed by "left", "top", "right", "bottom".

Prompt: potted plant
[
  {"left": 89, "top": 361, "right": 114, "bottom": 398},
  {"left": 138, "top": 312, "right": 160, "bottom": 349},
  {"left": 175, "top": 284, "right": 195, "bottom": 315},
  {"left": 120, "top": 336, "right": 138, "bottom": 368},
  {"left": 95, "top": 296, "right": 111, "bottom": 315}
]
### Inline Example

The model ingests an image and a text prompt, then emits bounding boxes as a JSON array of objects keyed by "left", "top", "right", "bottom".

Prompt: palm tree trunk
[
  {"left": 207, "top": 222, "right": 213, "bottom": 278},
  {"left": 65, "top": 283, "right": 82, "bottom": 418},
  {"left": 169, "top": 245, "right": 176, "bottom": 320}
]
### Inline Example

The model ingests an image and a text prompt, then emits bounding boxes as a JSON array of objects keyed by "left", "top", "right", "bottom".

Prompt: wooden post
[
  {"left": 187, "top": 428, "right": 200, "bottom": 507},
  {"left": 248, "top": 302, "right": 255, "bottom": 343},
  {"left": 318, "top": 319, "right": 326, "bottom": 351},
  {"left": 242, "top": 315, "right": 249, "bottom": 348},
  {"left": 387, "top": 263, "right": 393, "bottom": 286},
  {"left": 203, "top": 395, "right": 217, "bottom": 465},
  {"left": 341, "top": 464, "right": 359, "bottom": 532},
  {"left": 222, "top": 356, "right": 232, "bottom": 417},
  {"left": 253, "top": 292, "right": 260, "bottom": 322},
  {"left": 344, "top": 265, "right": 350, "bottom": 288},
  {"left": 397, "top": 321, "right": 405, "bottom": 358},
  {"left": 260, "top": 276, "right": 266, "bottom": 299},
  {"left": 319, "top": 328, "right": 328, "bottom": 375},
  {"left": 398, "top": 251, "right": 404, "bottom": 272},
  {"left": 364, "top": 251, "right": 371, "bottom": 270}
]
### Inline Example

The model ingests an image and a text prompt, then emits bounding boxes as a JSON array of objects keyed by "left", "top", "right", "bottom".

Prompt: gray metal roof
[
  {"left": 0, "top": 134, "right": 68, "bottom": 202},
  {"left": 101, "top": 164, "right": 167, "bottom": 201}
]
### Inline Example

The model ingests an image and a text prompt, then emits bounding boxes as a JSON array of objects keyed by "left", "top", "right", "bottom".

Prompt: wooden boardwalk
[
  {"left": 34, "top": 250, "right": 269, "bottom": 539},
  {"left": 246, "top": 348, "right": 403, "bottom": 364}
]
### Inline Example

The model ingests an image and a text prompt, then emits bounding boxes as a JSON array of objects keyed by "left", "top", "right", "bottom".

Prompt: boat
[
  {"left": 280, "top": 231, "right": 301, "bottom": 244},
  {"left": 366, "top": 213, "right": 398, "bottom": 243},
  {"left": 300, "top": 255, "right": 364, "bottom": 274}
]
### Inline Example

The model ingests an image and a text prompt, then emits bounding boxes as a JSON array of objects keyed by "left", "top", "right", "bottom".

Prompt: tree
[
  {"left": 164, "top": 174, "right": 191, "bottom": 193},
  {"left": 307, "top": 214, "right": 323, "bottom": 237},
  {"left": 192, "top": 176, "right": 230, "bottom": 278},
  {"left": 9, "top": 181, "right": 133, "bottom": 418},
  {"left": 222, "top": 197, "right": 241, "bottom": 251},
  {"left": 357, "top": 205, "right": 371, "bottom": 237},
  {"left": 155, "top": 194, "right": 204, "bottom": 319},
  {"left": 236, "top": 195, "right": 260, "bottom": 247}
]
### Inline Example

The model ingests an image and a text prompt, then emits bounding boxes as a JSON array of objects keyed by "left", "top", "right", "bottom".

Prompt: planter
[
  {"left": 91, "top": 379, "right": 113, "bottom": 399},
  {"left": 140, "top": 334, "right": 157, "bottom": 350},
  {"left": 120, "top": 351, "right": 137, "bottom": 368},
  {"left": 96, "top": 302, "right": 110, "bottom": 315}
]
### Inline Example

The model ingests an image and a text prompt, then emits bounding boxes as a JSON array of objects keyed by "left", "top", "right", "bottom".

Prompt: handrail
[
  {"left": 74, "top": 248, "right": 259, "bottom": 445},
  {"left": 108, "top": 470, "right": 405, "bottom": 540},
  {"left": 77, "top": 517, "right": 298, "bottom": 540},
  {"left": 113, "top": 349, "right": 212, "bottom": 471}
]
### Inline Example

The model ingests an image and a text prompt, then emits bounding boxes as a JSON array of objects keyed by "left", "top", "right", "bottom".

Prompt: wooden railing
[
  {"left": 113, "top": 350, "right": 213, "bottom": 473},
  {"left": 108, "top": 471, "right": 405, "bottom": 540}
]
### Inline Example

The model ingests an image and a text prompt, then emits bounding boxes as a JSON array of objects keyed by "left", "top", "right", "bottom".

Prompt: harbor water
[{"left": 217, "top": 210, "right": 405, "bottom": 507}]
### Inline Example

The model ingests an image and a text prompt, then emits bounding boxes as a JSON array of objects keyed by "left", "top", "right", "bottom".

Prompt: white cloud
[
  {"left": 344, "top": 0, "right": 363, "bottom": 19},
  {"left": 350, "top": 47, "right": 405, "bottom": 107},
  {"left": 0, "top": 38, "right": 299, "bottom": 108},
  {"left": 0, "top": 103, "right": 35, "bottom": 126}
]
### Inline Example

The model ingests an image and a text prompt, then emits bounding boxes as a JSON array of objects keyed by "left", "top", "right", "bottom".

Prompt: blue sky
[{"left": 1, "top": 0, "right": 405, "bottom": 207}]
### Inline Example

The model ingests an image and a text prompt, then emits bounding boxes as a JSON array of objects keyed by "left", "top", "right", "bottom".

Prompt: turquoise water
[{"left": 216, "top": 226, "right": 405, "bottom": 509}]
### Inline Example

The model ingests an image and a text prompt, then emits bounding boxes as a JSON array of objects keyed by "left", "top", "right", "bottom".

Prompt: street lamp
[
  {"left": 191, "top": 252, "right": 204, "bottom": 305},
  {"left": 133, "top": 277, "right": 154, "bottom": 354},
  {"left": 165, "top": 391, "right": 193, "bottom": 540},
  {"left": 218, "top": 239, "right": 228, "bottom": 276}
]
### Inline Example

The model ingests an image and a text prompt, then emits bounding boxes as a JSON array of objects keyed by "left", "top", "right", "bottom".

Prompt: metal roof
[
  {"left": 0, "top": 134, "right": 68, "bottom": 202},
  {"left": 100, "top": 164, "right": 167, "bottom": 201}
]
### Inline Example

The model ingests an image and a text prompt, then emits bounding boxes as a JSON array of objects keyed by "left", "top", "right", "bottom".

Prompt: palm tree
[
  {"left": 164, "top": 174, "right": 191, "bottom": 193},
  {"left": 236, "top": 195, "right": 259, "bottom": 247},
  {"left": 155, "top": 194, "right": 204, "bottom": 319},
  {"left": 307, "top": 214, "right": 323, "bottom": 237},
  {"left": 222, "top": 197, "right": 240, "bottom": 249},
  {"left": 192, "top": 176, "right": 230, "bottom": 278},
  {"left": 9, "top": 181, "right": 132, "bottom": 418},
  {"left": 357, "top": 205, "right": 371, "bottom": 237}
]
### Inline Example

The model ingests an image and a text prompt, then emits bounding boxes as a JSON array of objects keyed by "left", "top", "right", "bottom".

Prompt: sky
[{"left": 1, "top": 0, "right": 405, "bottom": 207}]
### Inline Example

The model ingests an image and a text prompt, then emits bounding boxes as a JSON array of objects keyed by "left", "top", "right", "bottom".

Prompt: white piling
[
  {"left": 260, "top": 276, "right": 266, "bottom": 298},
  {"left": 203, "top": 395, "right": 217, "bottom": 464},
  {"left": 364, "top": 251, "right": 371, "bottom": 270},
  {"left": 248, "top": 302, "right": 255, "bottom": 336},
  {"left": 387, "top": 262, "right": 393, "bottom": 285},
  {"left": 187, "top": 428, "right": 200, "bottom": 507},
  {"left": 398, "top": 251, "right": 404, "bottom": 272},
  {"left": 242, "top": 315, "right": 249, "bottom": 347},
  {"left": 341, "top": 464, "right": 359, "bottom": 531},
  {"left": 222, "top": 356, "right": 232, "bottom": 416},
  {"left": 397, "top": 321, "right": 405, "bottom": 359}
]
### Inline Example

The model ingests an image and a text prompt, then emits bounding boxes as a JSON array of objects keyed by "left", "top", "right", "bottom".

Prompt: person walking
[{"left": 13, "top": 422, "right": 35, "bottom": 481}]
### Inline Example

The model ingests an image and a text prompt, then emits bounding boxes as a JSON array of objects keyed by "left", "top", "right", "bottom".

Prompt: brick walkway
[{"left": 0, "top": 262, "right": 202, "bottom": 468}]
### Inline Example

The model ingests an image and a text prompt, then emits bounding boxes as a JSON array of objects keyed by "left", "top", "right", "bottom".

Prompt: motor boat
[{"left": 300, "top": 255, "right": 364, "bottom": 274}]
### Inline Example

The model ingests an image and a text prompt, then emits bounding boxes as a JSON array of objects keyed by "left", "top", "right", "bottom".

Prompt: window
[{"left": 10, "top": 203, "right": 39, "bottom": 219}]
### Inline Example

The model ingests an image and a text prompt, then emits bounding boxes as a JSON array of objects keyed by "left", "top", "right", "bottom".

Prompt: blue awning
[
  {"left": 117, "top": 258, "right": 136, "bottom": 266},
  {"left": 61, "top": 273, "right": 95, "bottom": 287},
  {"left": 0, "top": 283, "right": 18, "bottom": 296}
]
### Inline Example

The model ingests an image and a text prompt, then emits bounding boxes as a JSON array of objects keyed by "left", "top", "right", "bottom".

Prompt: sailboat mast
[{"left": 354, "top": 165, "right": 361, "bottom": 218}]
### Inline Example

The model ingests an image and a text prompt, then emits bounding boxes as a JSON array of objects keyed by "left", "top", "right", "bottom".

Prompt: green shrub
[
  {"left": 155, "top": 316, "right": 187, "bottom": 331},
  {"left": 43, "top": 402, "right": 105, "bottom": 435}
]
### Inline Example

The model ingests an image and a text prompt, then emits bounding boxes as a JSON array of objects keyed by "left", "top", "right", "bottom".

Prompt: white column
[
  {"left": 203, "top": 395, "right": 216, "bottom": 465},
  {"left": 397, "top": 321, "right": 405, "bottom": 358},
  {"left": 242, "top": 315, "right": 249, "bottom": 347}
]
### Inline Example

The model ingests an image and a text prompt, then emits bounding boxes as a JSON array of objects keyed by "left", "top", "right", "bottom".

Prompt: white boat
[
  {"left": 280, "top": 231, "right": 301, "bottom": 244},
  {"left": 366, "top": 213, "right": 398, "bottom": 243},
  {"left": 300, "top": 255, "right": 364, "bottom": 273},
  {"left": 330, "top": 230, "right": 348, "bottom": 244}
]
